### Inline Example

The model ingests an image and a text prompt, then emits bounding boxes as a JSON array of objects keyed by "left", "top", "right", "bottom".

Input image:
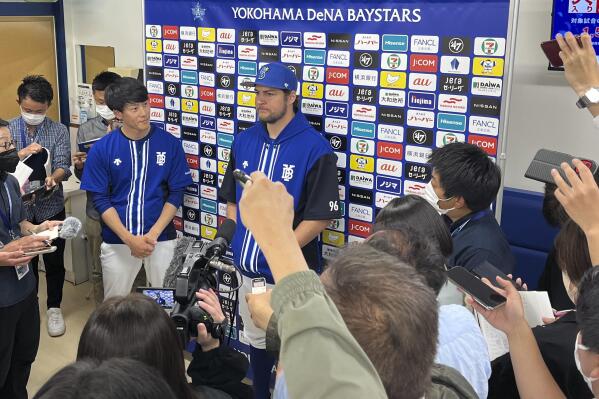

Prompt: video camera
[{"left": 170, "top": 219, "right": 237, "bottom": 346}]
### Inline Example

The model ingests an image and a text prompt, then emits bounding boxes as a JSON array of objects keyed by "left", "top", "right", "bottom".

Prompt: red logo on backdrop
[
  {"left": 348, "top": 219, "right": 372, "bottom": 238},
  {"left": 377, "top": 142, "right": 403, "bottom": 160},
  {"left": 186, "top": 154, "right": 199, "bottom": 169},
  {"left": 173, "top": 217, "right": 183, "bottom": 231},
  {"left": 217, "top": 216, "right": 225, "bottom": 227},
  {"left": 326, "top": 67, "right": 350, "bottom": 84},
  {"left": 200, "top": 87, "right": 216, "bottom": 102},
  {"left": 409, "top": 54, "right": 438, "bottom": 73},
  {"left": 148, "top": 94, "right": 164, "bottom": 108},
  {"left": 163, "top": 26, "right": 179, "bottom": 39},
  {"left": 468, "top": 135, "right": 497, "bottom": 155}
]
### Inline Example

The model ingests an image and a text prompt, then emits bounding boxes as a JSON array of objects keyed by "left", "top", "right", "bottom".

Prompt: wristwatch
[{"left": 576, "top": 87, "right": 599, "bottom": 109}]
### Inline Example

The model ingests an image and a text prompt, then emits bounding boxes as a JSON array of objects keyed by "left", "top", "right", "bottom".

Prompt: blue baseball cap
[{"left": 242, "top": 63, "right": 298, "bottom": 91}]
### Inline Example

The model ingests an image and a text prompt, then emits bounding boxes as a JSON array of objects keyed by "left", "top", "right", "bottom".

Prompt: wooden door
[{"left": 0, "top": 16, "right": 60, "bottom": 121}]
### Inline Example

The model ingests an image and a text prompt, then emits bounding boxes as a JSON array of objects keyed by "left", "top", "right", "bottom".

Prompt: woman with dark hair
[
  {"left": 34, "top": 358, "right": 177, "bottom": 399},
  {"left": 374, "top": 195, "right": 453, "bottom": 258},
  {"left": 373, "top": 196, "right": 491, "bottom": 398},
  {"left": 489, "top": 219, "right": 594, "bottom": 399},
  {"left": 77, "top": 293, "right": 251, "bottom": 399}
]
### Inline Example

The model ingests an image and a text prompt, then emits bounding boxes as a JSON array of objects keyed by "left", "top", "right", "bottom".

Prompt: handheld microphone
[{"left": 58, "top": 217, "right": 82, "bottom": 239}]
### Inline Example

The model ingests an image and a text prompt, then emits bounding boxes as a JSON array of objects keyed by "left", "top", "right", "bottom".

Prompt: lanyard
[
  {"left": 450, "top": 209, "right": 491, "bottom": 237},
  {"left": 0, "top": 182, "right": 14, "bottom": 238},
  {"left": 18, "top": 117, "right": 40, "bottom": 149}
]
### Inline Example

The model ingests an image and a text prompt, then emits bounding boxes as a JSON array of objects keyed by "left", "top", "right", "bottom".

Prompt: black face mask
[{"left": 0, "top": 148, "right": 20, "bottom": 173}]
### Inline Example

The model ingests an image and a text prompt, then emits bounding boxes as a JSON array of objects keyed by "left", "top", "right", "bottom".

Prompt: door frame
[{"left": 0, "top": 1, "right": 69, "bottom": 126}]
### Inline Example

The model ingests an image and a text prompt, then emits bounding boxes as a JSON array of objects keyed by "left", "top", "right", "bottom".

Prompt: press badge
[{"left": 15, "top": 264, "right": 29, "bottom": 280}]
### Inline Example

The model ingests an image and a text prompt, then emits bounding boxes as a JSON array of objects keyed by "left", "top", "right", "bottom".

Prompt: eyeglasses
[{"left": 0, "top": 141, "right": 14, "bottom": 150}]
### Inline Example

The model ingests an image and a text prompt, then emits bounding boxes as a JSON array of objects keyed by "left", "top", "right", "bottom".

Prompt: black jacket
[
  {"left": 489, "top": 312, "right": 593, "bottom": 399},
  {"left": 188, "top": 343, "right": 253, "bottom": 399}
]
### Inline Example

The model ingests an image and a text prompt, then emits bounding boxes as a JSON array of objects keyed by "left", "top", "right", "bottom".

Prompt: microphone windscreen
[
  {"left": 215, "top": 219, "right": 236, "bottom": 243},
  {"left": 58, "top": 216, "right": 82, "bottom": 239}
]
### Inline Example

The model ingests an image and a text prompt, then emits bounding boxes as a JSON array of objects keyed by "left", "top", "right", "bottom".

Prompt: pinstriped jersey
[
  {"left": 81, "top": 126, "right": 192, "bottom": 244},
  {"left": 220, "top": 112, "right": 341, "bottom": 282}
]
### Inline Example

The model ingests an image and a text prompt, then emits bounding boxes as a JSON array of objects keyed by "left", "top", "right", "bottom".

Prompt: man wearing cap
[{"left": 220, "top": 63, "right": 341, "bottom": 398}]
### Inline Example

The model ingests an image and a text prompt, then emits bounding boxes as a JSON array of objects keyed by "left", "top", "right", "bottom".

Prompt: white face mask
[
  {"left": 95, "top": 104, "right": 115, "bottom": 121},
  {"left": 20, "top": 110, "right": 45, "bottom": 126},
  {"left": 422, "top": 181, "right": 455, "bottom": 215},
  {"left": 574, "top": 332, "right": 599, "bottom": 393}
]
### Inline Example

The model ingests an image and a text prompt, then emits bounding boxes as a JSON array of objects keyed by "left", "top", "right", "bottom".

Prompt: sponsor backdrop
[{"left": 144, "top": 0, "right": 514, "bottom": 356}]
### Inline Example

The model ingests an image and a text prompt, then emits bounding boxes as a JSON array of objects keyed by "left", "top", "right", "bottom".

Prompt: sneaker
[{"left": 47, "top": 308, "right": 65, "bottom": 337}]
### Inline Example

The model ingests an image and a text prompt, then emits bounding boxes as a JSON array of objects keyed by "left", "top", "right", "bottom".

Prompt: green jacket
[{"left": 271, "top": 270, "right": 388, "bottom": 399}]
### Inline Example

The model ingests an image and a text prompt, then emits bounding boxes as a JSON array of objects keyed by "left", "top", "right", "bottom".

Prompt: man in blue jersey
[
  {"left": 81, "top": 78, "right": 192, "bottom": 299},
  {"left": 220, "top": 63, "right": 341, "bottom": 398}
]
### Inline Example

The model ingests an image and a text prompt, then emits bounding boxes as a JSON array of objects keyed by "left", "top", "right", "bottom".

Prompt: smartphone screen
[
  {"left": 138, "top": 288, "right": 176, "bottom": 309},
  {"left": 447, "top": 266, "right": 506, "bottom": 310}
]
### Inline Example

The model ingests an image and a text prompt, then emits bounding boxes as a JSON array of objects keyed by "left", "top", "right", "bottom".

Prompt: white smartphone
[
  {"left": 251, "top": 277, "right": 267, "bottom": 294},
  {"left": 24, "top": 246, "right": 57, "bottom": 256}
]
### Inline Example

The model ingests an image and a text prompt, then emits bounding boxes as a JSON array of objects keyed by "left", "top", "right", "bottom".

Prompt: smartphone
[
  {"left": 251, "top": 277, "right": 267, "bottom": 294},
  {"left": 447, "top": 266, "right": 507, "bottom": 310},
  {"left": 525, "top": 149, "right": 599, "bottom": 186},
  {"left": 540, "top": 36, "right": 583, "bottom": 68},
  {"left": 136, "top": 287, "right": 176, "bottom": 309},
  {"left": 23, "top": 246, "right": 57, "bottom": 256},
  {"left": 233, "top": 169, "right": 252, "bottom": 188},
  {"left": 471, "top": 260, "right": 520, "bottom": 290}
]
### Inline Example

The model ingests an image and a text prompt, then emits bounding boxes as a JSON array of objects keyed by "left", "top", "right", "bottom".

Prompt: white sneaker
[{"left": 47, "top": 308, "right": 65, "bottom": 337}]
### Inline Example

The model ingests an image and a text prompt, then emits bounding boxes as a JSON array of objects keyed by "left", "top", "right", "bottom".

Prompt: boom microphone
[{"left": 58, "top": 217, "right": 82, "bottom": 239}]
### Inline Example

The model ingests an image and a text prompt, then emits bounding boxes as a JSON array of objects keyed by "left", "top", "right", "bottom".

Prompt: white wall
[
  {"left": 503, "top": 0, "right": 599, "bottom": 193},
  {"left": 62, "top": 0, "right": 144, "bottom": 122}
]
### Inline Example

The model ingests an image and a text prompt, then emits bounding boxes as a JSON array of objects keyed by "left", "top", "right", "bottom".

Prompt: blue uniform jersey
[
  {"left": 81, "top": 126, "right": 192, "bottom": 244},
  {"left": 220, "top": 112, "right": 341, "bottom": 282}
]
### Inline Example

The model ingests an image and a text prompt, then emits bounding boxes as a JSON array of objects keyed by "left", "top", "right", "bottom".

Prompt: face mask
[
  {"left": 574, "top": 332, "right": 599, "bottom": 393},
  {"left": 96, "top": 104, "right": 115, "bottom": 121},
  {"left": 0, "top": 148, "right": 20, "bottom": 173},
  {"left": 422, "top": 181, "right": 455, "bottom": 215},
  {"left": 20, "top": 110, "right": 46, "bottom": 126}
]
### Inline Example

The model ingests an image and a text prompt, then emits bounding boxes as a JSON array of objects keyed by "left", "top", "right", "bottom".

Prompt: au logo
[
  {"left": 380, "top": 71, "right": 406, "bottom": 89},
  {"left": 350, "top": 154, "right": 374, "bottom": 172},
  {"left": 145, "top": 39, "right": 162, "bottom": 53},
  {"left": 301, "top": 82, "right": 324, "bottom": 99},
  {"left": 473, "top": 57, "right": 504, "bottom": 77}
]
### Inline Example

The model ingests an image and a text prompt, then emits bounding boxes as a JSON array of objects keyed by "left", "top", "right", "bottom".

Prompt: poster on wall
[
  {"left": 144, "top": 0, "right": 514, "bottom": 354},
  {"left": 552, "top": 0, "right": 599, "bottom": 58}
]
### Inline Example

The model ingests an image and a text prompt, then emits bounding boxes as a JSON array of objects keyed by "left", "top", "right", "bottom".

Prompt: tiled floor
[{"left": 26, "top": 274, "right": 96, "bottom": 397}]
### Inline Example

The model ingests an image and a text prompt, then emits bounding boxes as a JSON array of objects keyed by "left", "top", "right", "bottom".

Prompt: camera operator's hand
[
  {"left": 246, "top": 290, "right": 273, "bottom": 331},
  {"left": 238, "top": 172, "right": 309, "bottom": 282},
  {"left": 552, "top": 159, "right": 599, "bottom": 234},
  {"left": 195, "top": 288, "right": 225, "bottom": 351},
  {"left": 126, "top": 235, "right": 155, "bottom": 258},
  {"left": 557, "top": 32, "right": 599, "bottom": 97}
]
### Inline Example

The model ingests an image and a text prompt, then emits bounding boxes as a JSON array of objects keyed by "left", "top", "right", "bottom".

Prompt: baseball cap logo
[{"left": 258, "top": 66, "right": 269, "bottom": 79}]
